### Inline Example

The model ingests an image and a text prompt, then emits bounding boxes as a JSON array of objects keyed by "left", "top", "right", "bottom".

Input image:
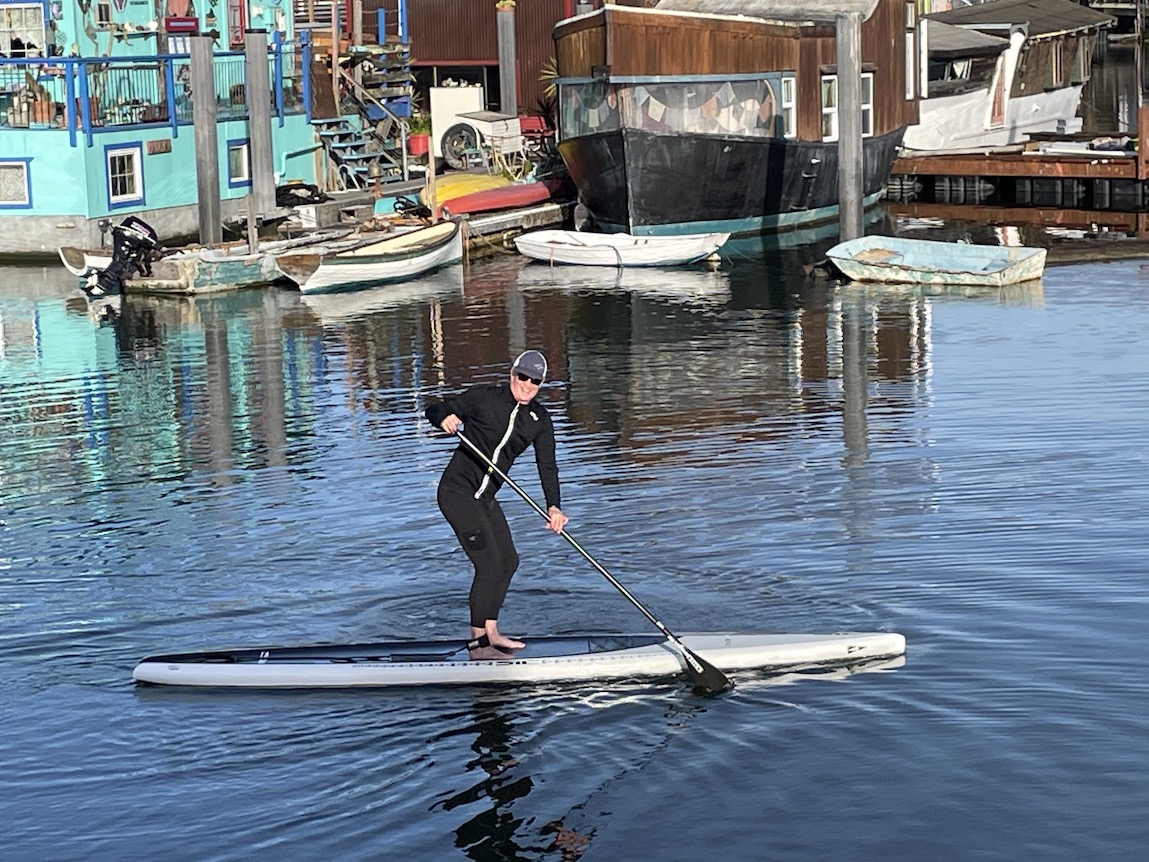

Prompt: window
[
  {"left": 821, "top": 76, "right": 838, "bottom": 141},
  {"left": 905, "top": 0, "right": 917, "bottom": 100},
  {"left": 96, "top": 0, "right": 112, "bottom": 28},
  {"left": 0, "top": 3, "right": 47, "bottom": 57},
  {"left": 821, "top": 73, "right": 874, "bottom": 141},
  {"left": 227, "top": 0, "right": 248, "bottom": 48},
  {"left": 781, "top": 75, "right": 796, "bottom": 138},
  {"left": 227, "top": 139, "right": 251, "bottom": 187},
  {"left": 0, "top": 160, "right": 31, "bottom": 208},
  {"left": 1050, "top": 41, "right": 1064, "bottom": 88},
  {"left": 106, "top": 144, "right": 144, "bottom": 207}
]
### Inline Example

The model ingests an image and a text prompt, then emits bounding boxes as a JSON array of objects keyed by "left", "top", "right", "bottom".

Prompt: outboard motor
[{"left": 84, "top": 216, "right": 160, "bottom": 298}]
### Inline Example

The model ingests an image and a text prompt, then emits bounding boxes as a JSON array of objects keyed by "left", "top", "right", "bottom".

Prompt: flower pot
[
  {"left": 32, "top": 99, "right": 55, "bottom": 125},
  {"left": 408, "top": 133, "right": 430, "bottom": 156}
]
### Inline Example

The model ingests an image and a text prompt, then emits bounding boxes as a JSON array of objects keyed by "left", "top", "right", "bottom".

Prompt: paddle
[{"left": 454, "top": 431, "right": 732, "bottom": 693}]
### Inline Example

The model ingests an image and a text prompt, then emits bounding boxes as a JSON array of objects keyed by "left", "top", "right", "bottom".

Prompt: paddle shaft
[{"left": 454, "top": 431, "right": 730, "bottom": 692}]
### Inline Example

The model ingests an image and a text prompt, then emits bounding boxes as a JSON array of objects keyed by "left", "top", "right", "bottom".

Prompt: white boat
[
  {"left": 514, "top": 230, "right": 729, "bottom": 267},
  {"left": 276, "top": 219, "right": 465, "bottom": 294},
  {"left": 825, "top": 235, "right": 1046, "bottom": 287},
  {"left": 131, "top": 630, "right": 907, "bottom": 688},
  {"left": 902, "top": 1, "right": 1114, "bottom": 153}
]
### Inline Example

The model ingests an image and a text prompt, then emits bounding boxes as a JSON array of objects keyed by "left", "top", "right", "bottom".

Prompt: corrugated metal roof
[
  {"left": 927, "top": 18, "right": 1009, "bottom": 57},
  {"left": 929, "top": 0, "right": 1115, "bottom": 38},
  {"left": 654, "top": 0, "right": 881, "bottom": 23}
]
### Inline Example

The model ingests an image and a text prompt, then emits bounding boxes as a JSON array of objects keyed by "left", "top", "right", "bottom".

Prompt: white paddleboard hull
[{"left": 132, "top": 631, "right": 906, "bottom": 688}]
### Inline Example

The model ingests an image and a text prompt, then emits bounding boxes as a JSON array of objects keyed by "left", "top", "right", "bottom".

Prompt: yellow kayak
[{"left": 422, "top": 171, "right": 510, "bottom": 206}]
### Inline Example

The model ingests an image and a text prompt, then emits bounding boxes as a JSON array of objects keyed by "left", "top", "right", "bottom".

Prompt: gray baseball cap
[{"left": 512, "top": 349, "right": 548, "bottom": 382}]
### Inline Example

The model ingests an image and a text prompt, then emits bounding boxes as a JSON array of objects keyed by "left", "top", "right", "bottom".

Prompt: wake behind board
[{"left": 132, "top": 631, "right": 906, "bottom": 688}]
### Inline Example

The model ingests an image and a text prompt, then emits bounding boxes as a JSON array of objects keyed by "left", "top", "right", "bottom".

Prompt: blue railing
[{"left": 0, "top": 34, "right": 311, "bottom": 148}]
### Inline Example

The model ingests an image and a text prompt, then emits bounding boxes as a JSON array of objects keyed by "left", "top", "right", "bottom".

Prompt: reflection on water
[
  {"left": 0, "top": 253, "right": 954, "bottom": 493},
  {"left": 3, "top": 246, "right": 1148, "bottom": 860},
  {"left": 516, "top": 262, "right": 732, "bottom": 306},
  {"left": 300, "top": 264, "right": 465, "bottom": 322}
]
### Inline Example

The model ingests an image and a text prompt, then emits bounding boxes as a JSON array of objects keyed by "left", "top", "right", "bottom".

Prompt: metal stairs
[
  {"left": 314, "top": 115, "right": 408, "bottom": 191},
  {"left": 307, "top": 2, "right": 416, "bottom": 191}
]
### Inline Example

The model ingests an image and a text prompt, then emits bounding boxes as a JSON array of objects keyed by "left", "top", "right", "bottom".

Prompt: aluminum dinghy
[
  {"left": 825, "top": 235, "right": 1046, "bottom": 287},
  {"left": 132, "top": 631, "right": 906, "bottom": 688}
]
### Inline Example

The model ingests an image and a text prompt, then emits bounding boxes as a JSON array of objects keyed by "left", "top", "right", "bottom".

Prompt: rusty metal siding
[
  {"left": 361, "top": 0, "right": 567, "bottom": 111},
  {"left": 517, "top": 0, "right": 567, "bottom": 112}
]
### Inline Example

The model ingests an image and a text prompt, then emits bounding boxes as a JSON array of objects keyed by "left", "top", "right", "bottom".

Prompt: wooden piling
[
  {"left": 837, "top": 11, "right": 864, "bottom": 241},
  {"left": 245, "top": 30, "right": 277, "bottom": 218},
  {"left": 497, "top": 8, "right": 518, "bottom": 116},
  {"left": 190, "top": 34, "right": 221, "bottom": 246}
]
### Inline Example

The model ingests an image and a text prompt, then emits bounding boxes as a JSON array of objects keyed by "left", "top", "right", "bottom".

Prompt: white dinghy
[{"left": 514, "top": 230, "right": 729, "bottom": 267}]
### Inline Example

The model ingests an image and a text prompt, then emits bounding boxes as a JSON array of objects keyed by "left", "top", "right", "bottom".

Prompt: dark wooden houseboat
[{"left": 551, "top": 0, "right": 922, "bottom": 236}]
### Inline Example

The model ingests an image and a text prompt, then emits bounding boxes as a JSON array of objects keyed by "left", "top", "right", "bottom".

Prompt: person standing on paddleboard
[{"left": 426, "top": 349, "right": 569, "bottom": 660}]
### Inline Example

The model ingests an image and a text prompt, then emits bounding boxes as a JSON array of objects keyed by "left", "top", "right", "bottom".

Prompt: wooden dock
[{"left": 888, "top": 107, "right": 1149, "bottom": 210}]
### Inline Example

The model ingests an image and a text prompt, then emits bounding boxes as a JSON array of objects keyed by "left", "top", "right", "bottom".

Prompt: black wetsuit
[{"left": 425, "top": 384, "right": 560, "bottom": 627}]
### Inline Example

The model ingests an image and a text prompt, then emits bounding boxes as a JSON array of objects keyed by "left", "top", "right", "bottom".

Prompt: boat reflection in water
[
  {"left": 297, "top": 263, "right": 465, "bottom": 323},
  {"left": 515, "top": 261, "right": 732, "bottom": 307}
]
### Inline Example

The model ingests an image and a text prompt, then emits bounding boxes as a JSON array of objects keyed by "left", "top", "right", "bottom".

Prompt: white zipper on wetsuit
[{"left": 474, "top": 404, "right": 519, "bottom": 499}]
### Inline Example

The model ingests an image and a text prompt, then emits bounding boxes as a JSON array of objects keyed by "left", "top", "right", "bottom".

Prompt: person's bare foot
[
  {"left": 468, "top": 646, "right": 514, "bottom": 661},
  {"left": 488, "top": 634, "right": 525, "bottom": 650}
]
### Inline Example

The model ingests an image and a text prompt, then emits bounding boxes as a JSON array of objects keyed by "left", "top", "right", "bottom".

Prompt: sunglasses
[{"left": 514, "top": 372, "right": 542, "bottom": 385}]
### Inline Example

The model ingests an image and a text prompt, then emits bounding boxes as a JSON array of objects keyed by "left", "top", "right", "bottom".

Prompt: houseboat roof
[
  {"left": 926, "top": 19, "right": 1009, "bottom": 59},
  {"left": 655, "top": 0, "right": 881, "bottom": 21},
  {"left": 929, "top": 0, "right": 1115, "bottom": 39}
]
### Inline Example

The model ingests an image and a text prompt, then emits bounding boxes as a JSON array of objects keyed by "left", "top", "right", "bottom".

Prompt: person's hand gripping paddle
[{"left": 455, "top": 431, "right": 732, "bottom": 693}]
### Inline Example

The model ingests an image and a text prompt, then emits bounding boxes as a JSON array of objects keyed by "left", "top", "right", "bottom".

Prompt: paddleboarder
[{"left": 426, "top": 350, "right": 569, "bottom": 660}]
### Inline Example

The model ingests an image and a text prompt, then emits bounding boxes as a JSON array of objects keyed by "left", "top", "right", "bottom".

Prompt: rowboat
[
  {"left": 275, "top": 219, "right": 465, "bottom": 294},
  {"left": 131, "top": 630, "right": 907, "bottom": 688},
  {"left": 825, "top": 235, "right": 1047, "bottom": 287},
  {"left": 514, "top": 230, "right": 730, "bottom": 267}
]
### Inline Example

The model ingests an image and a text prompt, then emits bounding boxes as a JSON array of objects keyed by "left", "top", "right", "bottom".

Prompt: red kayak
[{"left": 437, "top": 178, "right": 571, "bottom": 219}]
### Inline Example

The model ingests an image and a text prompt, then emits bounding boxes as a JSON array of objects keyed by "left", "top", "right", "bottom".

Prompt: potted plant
[{"left": 408, "top": 112, "right": 431, "bottom": 156}]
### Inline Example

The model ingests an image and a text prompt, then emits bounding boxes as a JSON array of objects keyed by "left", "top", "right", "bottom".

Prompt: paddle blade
[{"left": 677, "top": 644, "right": 732, "bottom": 694}]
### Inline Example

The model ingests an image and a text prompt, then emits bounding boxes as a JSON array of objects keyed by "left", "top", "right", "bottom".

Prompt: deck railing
[{"left": 0, "top": 34, "right": 311, "bottom": 147}]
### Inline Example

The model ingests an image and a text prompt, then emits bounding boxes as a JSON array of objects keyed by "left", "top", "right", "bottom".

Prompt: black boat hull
[{"left": 558, "top": 126, "right": 906, "bottom": 236}]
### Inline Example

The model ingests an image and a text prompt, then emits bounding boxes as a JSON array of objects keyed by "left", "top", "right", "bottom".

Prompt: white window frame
[
  {"left": 0, "top": 160, "right": 31, "bottom": 208},
  {"left": 821, "top": 75, "right": 838, "bottom": 141},
  {"left": 107, "top": 145, "right": 144, "bottom": 207},
  {"left": 781, "top": 75, "right": 796, "bottom": 139},
  {"left": 227, "top": 139, "right": 251, "bottom": 187},
  {"left": 905, "top": 1, "right": 917, "bottom": 100},
  {"left": 821, "top": 73, "right": 874, "bottom": 142},
  {"left": 96, "top": 0, "right": 112, "bottom": 28},
  {"left": 0, "top": 2, "right": 47, "bottom": 56}
]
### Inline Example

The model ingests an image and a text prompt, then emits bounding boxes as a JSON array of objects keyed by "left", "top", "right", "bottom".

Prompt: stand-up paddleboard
[{"left": 132, "top": 631, "right": 906, "bottom": 688}]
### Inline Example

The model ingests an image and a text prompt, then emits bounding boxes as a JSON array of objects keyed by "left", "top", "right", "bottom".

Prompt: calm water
[{"left": 2, "top": 233, "right": 1147, "bottom": 861}]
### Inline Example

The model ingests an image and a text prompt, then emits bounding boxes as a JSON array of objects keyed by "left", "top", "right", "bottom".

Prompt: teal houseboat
[{"left": 0, "top": 0, "right": 322, "bottom": 256}]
